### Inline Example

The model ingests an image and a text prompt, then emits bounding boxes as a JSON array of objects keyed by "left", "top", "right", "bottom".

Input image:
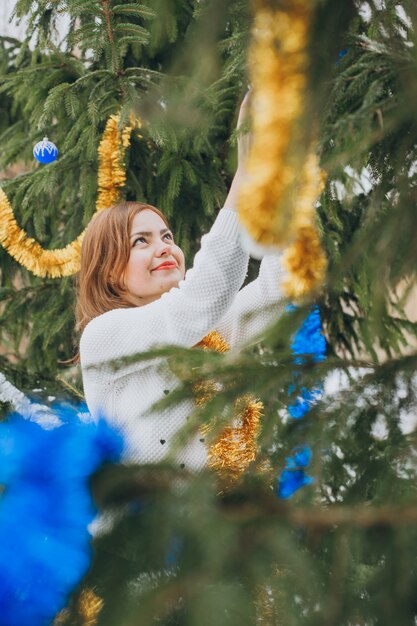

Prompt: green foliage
[
  {"left": 0, "top": 0, "right": 247, "bottom": 383},
  {"left": 317, "top": 0, "right": 417, "bottom": 359}
]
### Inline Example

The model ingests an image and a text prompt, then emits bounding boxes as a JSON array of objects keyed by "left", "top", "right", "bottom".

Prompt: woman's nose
[{"left": 155, "top": 240, "right": 172, "bottom": 256}]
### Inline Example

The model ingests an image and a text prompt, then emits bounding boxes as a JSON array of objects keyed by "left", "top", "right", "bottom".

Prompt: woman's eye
[{"left": 132, "top": 233, "right": 172, "bottom": 246}]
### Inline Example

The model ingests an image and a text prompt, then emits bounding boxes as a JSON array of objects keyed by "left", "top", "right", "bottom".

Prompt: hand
[
  {"left": 222, "top": 90, "right": 253, "bottom": 212},
  {"left": 236, "top": 89, "right": 252, "bottom": 171}
]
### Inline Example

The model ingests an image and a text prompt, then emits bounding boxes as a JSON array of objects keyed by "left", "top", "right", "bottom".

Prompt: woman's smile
[{"left": 152, "top": 260, "right": 178, "bottom": 271}]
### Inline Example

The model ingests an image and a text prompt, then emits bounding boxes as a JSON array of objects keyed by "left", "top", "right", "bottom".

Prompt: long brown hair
[{"left": 76, "top": 201, "right": 169, "bottom": 334}]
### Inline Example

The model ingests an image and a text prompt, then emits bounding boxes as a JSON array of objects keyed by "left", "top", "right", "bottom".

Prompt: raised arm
[
  {"left": 215, "top": 252, "right": 286, "bottom": 349},
  {"left": 214, "top": 89, "right": 286, "bottom": 348}
]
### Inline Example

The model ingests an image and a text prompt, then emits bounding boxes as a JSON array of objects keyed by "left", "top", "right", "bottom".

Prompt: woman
[{"left": 77, "top": 95, "right": 286, "bottom": 471}]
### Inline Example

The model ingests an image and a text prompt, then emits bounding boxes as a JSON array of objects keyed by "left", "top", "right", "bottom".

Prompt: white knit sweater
[{"left": 80, "top": 209, "right": 285, "bottom": 470}]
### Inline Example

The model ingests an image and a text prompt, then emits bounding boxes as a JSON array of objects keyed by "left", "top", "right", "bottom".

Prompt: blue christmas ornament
[
  {"left": 277, "top": 307, "right": 326, "bottom": 499},
  {"left": 33, "top": 136, "right": 58, "bottom": 164},
  {"left": 288, "top": 386, "right": 323, "bottom": 419},
  {"left": 277, "top": 469, "right": 314, "bottom": 499},
  {"left": 277, "top": 446, "right": 314, "bottom": 499},
  {"left": 286, "top": 446, "right": 312, "bottom": 469},
  {"left": 287, "top": 307, "right": 326, "bottom": 419},
  {"left": 0, "top": 404, "right": 124, "bottom": 626},
  {"left": 288, "top": 305, "right": 326, "bottom": 365}
]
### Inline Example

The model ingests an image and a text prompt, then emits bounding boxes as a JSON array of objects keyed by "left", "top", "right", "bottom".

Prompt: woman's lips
[{"left": 152, "top": 262, "right": 177, "bottom": 271}]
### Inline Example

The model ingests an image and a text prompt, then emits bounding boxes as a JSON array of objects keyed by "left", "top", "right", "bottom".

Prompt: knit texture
[{"left": 80, "top": 209, "right": 285, "bottom": 470}]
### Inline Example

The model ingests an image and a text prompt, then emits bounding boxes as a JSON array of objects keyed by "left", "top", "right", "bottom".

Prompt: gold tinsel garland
[
  {"left": 238, "top": 0, "right": 315, "bottom": 248},
  {"left": 238, "top": 0, "right": 328, "bottom": 298},
  {"left": 0, "top": 114, "right": 135, "bottom": 278},
  {"left": 282, "top": 224, "right": 327, "bottom": 299},
  {"left": 77, "top": 588, "right": 104, "bottom": 626},
  {"left": 53, "top": 588, "right": 103, "bottom": 626},
  {"left": 281, "top": 150, "right": 327, "bottom": 298},
  {"left": 195, "top": 331, "right": 263, "bottom": 482},
  {"left": 96, "top": 114, "right": 135, "bottom": 211}
]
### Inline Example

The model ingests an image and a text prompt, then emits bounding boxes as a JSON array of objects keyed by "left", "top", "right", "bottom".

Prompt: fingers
[
  {"left": 237, "top": 88, "right": 252, "bottom": 128},
  {"left": 241, "top": 87, "right": 252, "bottom": 110}
]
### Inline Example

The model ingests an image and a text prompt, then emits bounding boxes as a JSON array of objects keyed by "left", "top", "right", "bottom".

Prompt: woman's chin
[{"left": 162, "top": 277, "right": 181, "bottom": 293}]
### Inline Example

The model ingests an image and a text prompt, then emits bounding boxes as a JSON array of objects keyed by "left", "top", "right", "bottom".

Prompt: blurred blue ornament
[
  {"left": 0, "top": 403, "right": 124, "bottom": 626},
  {"left": 277, "top": 469, "right": 314, "bottom": 499},
  {"left": 277, "top": 307, "right": 326, "bottom": 499},
  {"left": 336, "top": 48, "right": 350, "bottom": 66},
  {"left": 286, "top": 446, "right": 312, "bottom": 469},
  {"left": 287, "top": 306, "right": 326, "bottom": 418},
  {"left": 277, "top": 447, "right": 314, "bottom": 499},
  {"left": 290, "top": 306, "right": 326, "bottom": 365},
  {"left": 33, "top": 136, "right": 58, "bottom": 164},
  {"left": 288, "top": 386, "right": 323, "bottom": 419}
]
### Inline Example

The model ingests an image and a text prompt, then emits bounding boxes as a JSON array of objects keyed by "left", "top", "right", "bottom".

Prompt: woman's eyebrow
[{"left": 130, "top": 228, "right": 170, "bottom": 239}]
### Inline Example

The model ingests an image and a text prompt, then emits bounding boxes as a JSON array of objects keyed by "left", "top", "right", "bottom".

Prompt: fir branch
[
  {"left": 221, "top": 502, "right": 417, "bottom": 529},
  {"left": 112, "top": 4, "right": 156, "bottom": 19},
  {"left": 101, "top": 0, "right": 118, "bottom": 72}
]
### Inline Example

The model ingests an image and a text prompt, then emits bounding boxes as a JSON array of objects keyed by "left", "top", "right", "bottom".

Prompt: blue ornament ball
[{"left": 33, "top": 136, "right": 58, "bottom": 164}]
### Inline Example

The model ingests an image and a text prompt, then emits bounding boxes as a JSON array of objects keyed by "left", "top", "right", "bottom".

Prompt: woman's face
[{"left": 122, "top": 209, "right": 185, "bottom": 305}]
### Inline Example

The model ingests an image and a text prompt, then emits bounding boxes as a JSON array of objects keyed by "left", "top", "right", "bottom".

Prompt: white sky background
[
  {"left": 0, "top": 0, "right": 27, "bottom": 40},
  {"left": 0, "top": 0, "right": 70, "bottom": 44}
]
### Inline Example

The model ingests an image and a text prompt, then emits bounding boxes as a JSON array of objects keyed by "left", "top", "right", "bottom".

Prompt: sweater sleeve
[
  {"left": 214, "top": 252, "right": 286, "bottom": 349},
  {"left": 80, "top": 209, "right": 249, "bottom": 372}
]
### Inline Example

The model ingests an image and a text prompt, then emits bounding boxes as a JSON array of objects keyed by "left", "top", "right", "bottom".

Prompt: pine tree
[
  {"left": 1, "top": 1, "right": 417, "bottom": 626},
  {"left": 0, "top": 0, "right": 249, "bottom": 394}
]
